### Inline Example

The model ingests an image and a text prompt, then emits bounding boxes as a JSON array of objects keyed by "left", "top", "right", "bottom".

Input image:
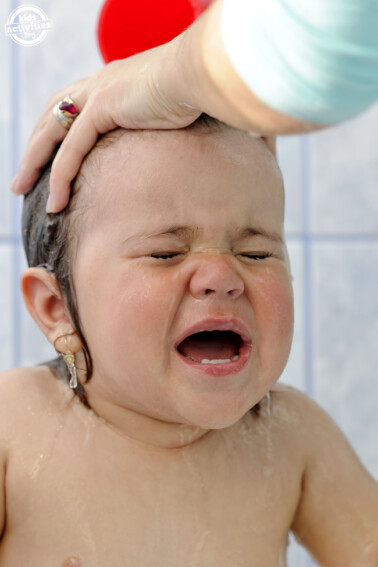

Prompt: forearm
[{"left": 159, "top": 0, "right": 320, "bottom": 135}]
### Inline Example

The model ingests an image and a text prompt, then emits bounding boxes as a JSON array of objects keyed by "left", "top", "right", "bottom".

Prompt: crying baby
[{"left": 0, "top": 115, "right": 377, "bottom": 566}]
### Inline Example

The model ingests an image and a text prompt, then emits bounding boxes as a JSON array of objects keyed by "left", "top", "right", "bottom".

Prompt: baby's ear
[
  {"left": 262, "top": 136, "right": 277, "bottom": 157},
  {"left": 21, "top": 267, "right": 74, "bottom": 346}
]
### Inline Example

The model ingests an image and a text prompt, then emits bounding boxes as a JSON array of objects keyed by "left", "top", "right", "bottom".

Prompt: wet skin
[
  {"left": 1, "top": 128, "right": 377, "bottom": 565},
  {"left": 1, "top": 129, "right": 297, "bottom": 566},
  {"left": 72, "top": 128, "right": 294, "bottom": 439},
  {"left": 0, "top": 367, "right": 304, "bottom": 567}
]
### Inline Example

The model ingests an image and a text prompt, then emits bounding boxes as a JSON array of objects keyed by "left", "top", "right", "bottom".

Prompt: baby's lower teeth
[{"left": 200, "top": 355, "right": 239, "bottom": 364}]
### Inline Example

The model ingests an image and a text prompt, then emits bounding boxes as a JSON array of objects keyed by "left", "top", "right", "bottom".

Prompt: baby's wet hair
[
  {"left": 22, "top": 146, "right": 92, "bottom": 407},
  {"left": 22, "top": 114, "right": 263, "bottom": 414}
]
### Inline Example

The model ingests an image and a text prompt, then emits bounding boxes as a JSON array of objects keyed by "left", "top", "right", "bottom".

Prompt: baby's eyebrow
[
  {"left": 125, "top": 225, "right": 283, "bottom": 245},
  {"left": 123, "top": 225, "right": 197, "bottom": 244},
  {"left": 151, "top": 225, "right": 283, "bottom": 244},
  {"left": 233, "top": 226, "right": 284, "bottom": 245}
]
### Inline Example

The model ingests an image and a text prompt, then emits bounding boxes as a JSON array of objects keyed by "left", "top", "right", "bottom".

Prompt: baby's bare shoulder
[
  {"left": 0, "top": 366, "right": 72, "bottom": 438},
  {"left": 270, "top": 381, "right": 316, "bottom": 409},
  {"left": 270, "top": 382, "right": 330, "bottom": 431},
  {"left": 0, "top": 364, "right": 70, "bottom": 395},
  {"left": 0, "top": 366, "right": 52, "bottom": 409},
  {"left": 269, "top": 382, "right": 350, "bottom": 451},
  {"left": 265, "top": 382, "right": 353, "bottom": 460},
  {"left": 235, "top": 384, "right": 324, "bottom": 454},
  {"left": 0, "top": 367, "right": 43, "bottom": 428},
  {"left": 271, "top": 384, "right": 378, "bottom": 565},
  {"left": 0, "top": 366, "right": 57, "bottom": 540},
  {"left": 234, "top": 385, "right": 318, "bottom": 474}
]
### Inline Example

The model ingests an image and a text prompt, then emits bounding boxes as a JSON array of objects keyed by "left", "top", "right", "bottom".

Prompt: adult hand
[
  {"left": 12, "top": 0, "right": 322, "bottom": 213},
  {"left": 12, "top": 44, "right": 202, "bottom": 212}
]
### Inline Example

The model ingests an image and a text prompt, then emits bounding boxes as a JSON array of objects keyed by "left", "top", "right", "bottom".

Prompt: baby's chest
[{"left": 2, "top": 429, "right": 301, "bottom": 566}]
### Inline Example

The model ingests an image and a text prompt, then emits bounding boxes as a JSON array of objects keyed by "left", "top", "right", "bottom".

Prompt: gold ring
[{"left": 52, "top": 95, "right": 79, "bottom": 130}]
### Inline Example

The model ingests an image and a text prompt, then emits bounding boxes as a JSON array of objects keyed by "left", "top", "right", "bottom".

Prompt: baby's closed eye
[
  {"left": 149, "top": 252, "right": 274, "bottom": 262},
  {"left": 150, "top": 253, "right": 183, "bottom": 260},
  {"left": 239, "top": 253, "right": 273, "bottom": 260}
]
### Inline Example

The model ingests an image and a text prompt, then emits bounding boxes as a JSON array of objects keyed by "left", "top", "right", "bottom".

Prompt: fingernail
[
  {"left": 46, "top": 193, "right": 56, "bottom": 213},
  {"left": 11, "top": 174, "right": 21, "bottom": 194}
]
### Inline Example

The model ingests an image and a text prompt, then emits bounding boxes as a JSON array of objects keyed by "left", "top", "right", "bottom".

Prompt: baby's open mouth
[{"left": 176, "top": 330, "right": 243, "bottom": 364}]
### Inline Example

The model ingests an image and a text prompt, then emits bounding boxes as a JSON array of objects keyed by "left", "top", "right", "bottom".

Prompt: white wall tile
[
  {"left": 18, "top": 0, "right": 104, "bottom": 153},
  {"left": 311, "top": 104, "right": 378, "bottom": 234},
  {"left": 0, "top": 126, "right": 13, "bottom": 237},
  {"left": 287, "top": 531, "right": 312, "bottom": 567},
  {"left": 0, "top": 0, "right": 13, "bottom": 236},
  {"left": 313, "top": 242, "right": 378, "bottom": 477}
]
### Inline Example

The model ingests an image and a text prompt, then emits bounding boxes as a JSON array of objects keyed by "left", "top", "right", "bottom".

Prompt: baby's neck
[{"left": 84, "top": 386, "right": 211, "bottom": 451}]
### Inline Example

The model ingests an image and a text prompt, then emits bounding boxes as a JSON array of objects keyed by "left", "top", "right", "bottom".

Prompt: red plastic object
[{"left": 97, "top": 0, "right": 212, "bottom": 63}]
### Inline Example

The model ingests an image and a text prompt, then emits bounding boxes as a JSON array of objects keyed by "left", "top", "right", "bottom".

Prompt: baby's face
[{"left": 72, "top": 127, "right": 293, "bottom": 429}]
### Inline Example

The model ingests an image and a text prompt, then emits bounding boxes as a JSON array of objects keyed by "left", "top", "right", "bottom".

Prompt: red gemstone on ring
[{"left": 59, "top": 102, "right": 77, "bottom": 115}]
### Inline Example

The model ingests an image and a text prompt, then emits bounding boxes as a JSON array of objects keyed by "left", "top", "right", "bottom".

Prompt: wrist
[
  {"left": 159, "top": 0, "right": 263, "bottom": 131},
  {"left": 148, "top": 5, "right": 217, "bottom": 126}
]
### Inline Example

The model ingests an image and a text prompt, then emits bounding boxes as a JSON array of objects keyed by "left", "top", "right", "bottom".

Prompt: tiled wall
[{"left": 1, "top": 2, "right": 377, "bottom": 565}]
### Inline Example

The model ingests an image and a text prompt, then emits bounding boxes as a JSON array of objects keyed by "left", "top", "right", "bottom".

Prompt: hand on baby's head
[{"left": 22, "top": 116, "right": 292, "bottom": 431}]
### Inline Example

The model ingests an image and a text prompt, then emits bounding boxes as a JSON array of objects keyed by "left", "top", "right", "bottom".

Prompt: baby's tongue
[{"left": 178, "top": 331, "right": 238, "bottom": 362}]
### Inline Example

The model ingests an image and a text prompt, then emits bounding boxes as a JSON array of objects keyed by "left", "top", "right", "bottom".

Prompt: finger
[
  {"left": 27, "top": 78, "right": 88, "bottom": 140},
  {"left": 12, "top": 86, "right": 88, "bottom": 195},
  {"left": 47, "top": 107, "right": 117, "bottom": 212},
  {"left": 12, "top": 122, "right": 67, "bottom": 195}
]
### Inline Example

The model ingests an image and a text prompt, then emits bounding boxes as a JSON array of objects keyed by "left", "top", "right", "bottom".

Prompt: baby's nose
[{"left": 188, "top": 253, "right": 244, "bottom": 300}]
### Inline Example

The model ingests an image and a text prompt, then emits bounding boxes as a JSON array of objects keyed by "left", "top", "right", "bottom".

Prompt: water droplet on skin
[
  {"left": 29, "top": 455, "right": 45, "bottom": 479},
  {"left": 28, "top": 412, "right": 68, "bottom": 479},
  {"left": 62, "top": 556, "right": 81, "bottom": 567},
  {"left": 259, "top": 391, "right": 272, "bottom": 417},
  {"left": 189, "top": 529, "right": 211, "bottom": 567},
  {"left": 263, "top": 465, "right": 274, "bottom": 477},
  {"left": 27, "top": 405, "right": 36, "bottom": 416}
]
